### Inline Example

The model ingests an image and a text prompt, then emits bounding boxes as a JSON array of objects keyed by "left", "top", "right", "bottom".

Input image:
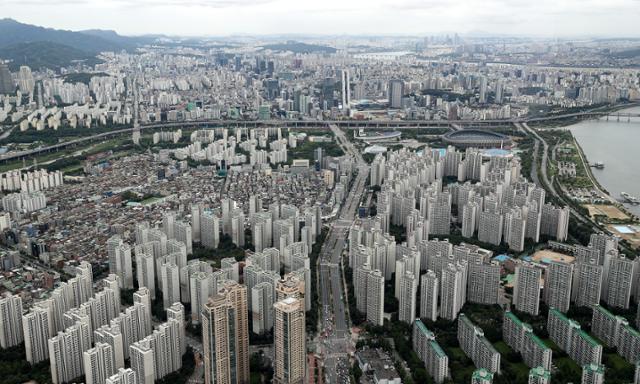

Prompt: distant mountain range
[{"left": 0, "top": 18, "right": 151, "bottom": 70}]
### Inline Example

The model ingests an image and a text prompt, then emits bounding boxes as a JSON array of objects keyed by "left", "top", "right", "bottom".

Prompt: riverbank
[{"left": 530, "top": 102, "right": 640, "bottom": 128}]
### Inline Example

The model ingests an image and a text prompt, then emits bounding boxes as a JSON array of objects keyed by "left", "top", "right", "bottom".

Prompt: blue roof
[{"left": 494, "top": 254, "right": 511, "bottom": 262}]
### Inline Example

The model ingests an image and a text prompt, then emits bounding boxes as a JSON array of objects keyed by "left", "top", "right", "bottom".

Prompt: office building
[
  {"left": 274, "top": 297, "right": 306, "bottom": 384},
  {"left": 388, "top": 80, "right": 404, "bottom": 109},
  {"left": 513, "top": 262, "right": 542, "bottom": 316},
  {"left": 0, "top": 63, "right": 13, "bottom": 94},
  {"left": 412, "top": 320, "right": 449, "bottom": 383},
  {"left": 202, "top": 281, "right": 249, "bottom": 384},
  {"left": 0, "top": 294, "right": 23, "bottom": 348}
]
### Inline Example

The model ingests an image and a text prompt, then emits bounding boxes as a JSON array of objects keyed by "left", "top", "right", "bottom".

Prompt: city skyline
[{"left": 1, "top": 0, "right": 640, "bottom": 37}]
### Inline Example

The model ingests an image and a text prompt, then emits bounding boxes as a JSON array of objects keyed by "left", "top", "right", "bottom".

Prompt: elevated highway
[{"left": 2, "top": 108, "right": 639, "bottom": 164}]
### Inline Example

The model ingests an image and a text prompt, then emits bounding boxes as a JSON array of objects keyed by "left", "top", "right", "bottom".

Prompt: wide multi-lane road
[{"left": 317, "top": 125, "right": 369, "bottom": 384}]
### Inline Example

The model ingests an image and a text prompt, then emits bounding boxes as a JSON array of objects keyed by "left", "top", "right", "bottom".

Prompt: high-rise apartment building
[
  {"left": 273, "top": 297, "right": 306, "bottom": 384},
  {"left": 543, "top": 261, "right": 573, "bottom": 313},
  {"left": 420, "top": 270, "right": 439, "bottom": 322},
  {"left": 202, "top": 281, "right": 249, "bottom": 384},
  {"left": 0, "top": 294, "right": 23, "bottom": 348},
  {"left": 22, "top": 305, "right": 51, "bottom": 364},
  {"left": 412, "top": 320, "right": 449, "bottom": 383},
  {"left": 458, "top": 314, "right": 501, "bottom": 374},
  {"left": 399, "top": 272, "right": 418, "bottom": 324},
  {"left": 513, "top": 262, "right": 542, "bottom": 316},
  {"left": 84, "top": 342, "right": 116, "bottom": 384},
  {"left": 547, "top": 308, "right": 602, "bottom": 367},
  {"left": 503, "top": 311, "right": 552, "bottom": 371}
]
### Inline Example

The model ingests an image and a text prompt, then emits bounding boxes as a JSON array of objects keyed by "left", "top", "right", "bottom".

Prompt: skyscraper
[
  {"left": 0, "top": 62, "right": 14, "bottom": 94},
  {"left": 388, "top": 79, "right": 404, "bottom": 109},
  {"left": 202, "top": 281, "right": 250, "bottom": 384},
  {"left": 341, "top": 69, "right": 350, "bottom": 114},
  {"left": 274, "top": 297, "right": 306, "bottom": 384}
]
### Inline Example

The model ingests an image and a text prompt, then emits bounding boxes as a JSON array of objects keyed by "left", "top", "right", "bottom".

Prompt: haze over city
[
  {"left": 0, "top": 1, "right": 640, "bottom": 384},
  {"left": 2, "top": 0, "right": 640, "bottom": 37}
]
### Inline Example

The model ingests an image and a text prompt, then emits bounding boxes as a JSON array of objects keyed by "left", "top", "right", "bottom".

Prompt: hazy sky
[{"left": 2, "top": 0, "right": 640, "bottom": 37}]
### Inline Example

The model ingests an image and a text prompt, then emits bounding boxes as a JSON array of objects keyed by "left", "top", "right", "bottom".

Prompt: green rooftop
[
  {"left": 526, "top": 332, "right": 551, "bottom": 350},
  {"left": 472, "top": 368, "right": 494, "bottom": 380},
  {"left": 529, "top": 366, "right": 551, "bottom": 379},
  {"left": 583, "top": 363, "right": 605, "bottom": 374},
  {"left": 577, "top": 329, "right": 601, "bottom": 348},
  {"left": 415, "top": 320, "right": 447, "bottom": 358}
]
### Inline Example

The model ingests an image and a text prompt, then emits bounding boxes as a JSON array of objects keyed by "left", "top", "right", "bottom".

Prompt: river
[{"left": 568, "top": 106, "right": 640, "bottom": 216}]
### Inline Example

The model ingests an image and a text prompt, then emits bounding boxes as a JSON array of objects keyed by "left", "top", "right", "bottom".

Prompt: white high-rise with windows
[
  {"left": 0, "top": 294, "right": 23, "bottom": 348},
  {"left": 420, "top": 270, "right": 439, "bottom": 322},
  {"left": 200, "top": 212, "right": 220, "bottom": 249},
  {"left": 22, "top": 305, "right": 51, "bottom": 364},
  {"left": 544, "top": 261, "right": 573, "bottom": 313},
  {"left": 84, "top": 342, "right": 116, "bottom": 384},
  {"left": 440, "top": 263, "right": 467, "bottom": 321},
  {"left": 513, "top": 262, "right": 542, "bottom": 316},
  {"left": 49, "top": 317, "right": 92, "bottom": 384},
  {"left": 399, "top": 272, "right": 418, "bottom": 324},
  {"left": 161, "top": 262, "right": 180, "bottom": 310},
  {"left": 106, "top": 368, "right": 136, "bottom": 384}
]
